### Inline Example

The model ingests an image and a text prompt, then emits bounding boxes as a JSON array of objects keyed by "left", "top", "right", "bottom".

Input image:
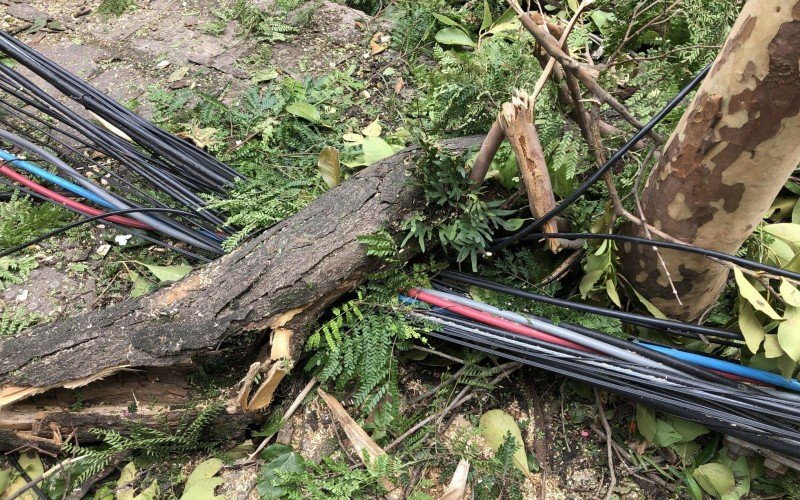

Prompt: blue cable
[
  {"left": 639, "top": 342, "right": 800, "bottom": 393},
  {"left": 402, "top": 294, "right": 800, "bottom": 393},
  {"left": 0, "top": 148, "right": 113, "bottom": 208}
]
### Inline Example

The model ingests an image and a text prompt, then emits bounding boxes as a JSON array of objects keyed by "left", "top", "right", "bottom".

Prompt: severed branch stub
[{"left": 498, "top": 91, "right": 570, "bottom": 253}]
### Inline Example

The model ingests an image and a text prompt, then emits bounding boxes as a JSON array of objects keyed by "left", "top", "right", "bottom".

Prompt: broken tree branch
[
  {"left": 507, "top": 0, "right": 663, "bottom": 144},
  {"left": 0, "top": 137, "right": 482, "bottom": 447}
]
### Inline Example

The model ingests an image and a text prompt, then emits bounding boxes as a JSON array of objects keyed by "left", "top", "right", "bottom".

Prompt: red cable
[
  {"left": 0, "top": 164, "right": 152, "bottom": 230},
  {"left": 407, "top": 288, "right": 762, "bottom": 386},
  {"left": 408, "top": 288, "right": 590, "bottom": 352}
]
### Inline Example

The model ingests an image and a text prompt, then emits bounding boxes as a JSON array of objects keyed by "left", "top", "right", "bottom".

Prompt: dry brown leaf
[
  {"left": 442, "top": 459, "right": 470, "bottom": 500},
  {"left": 394, "top": 77, "right": 405, "bottom": 94},
  {"left": 317, "top": 389, "right": 401, "bottom": 499},
  {"left": 370, "top": 32, "right": 390, "bottom": 55}
]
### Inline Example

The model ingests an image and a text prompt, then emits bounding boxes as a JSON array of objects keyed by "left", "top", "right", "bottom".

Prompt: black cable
[
  {"left": 489, "top": 64, "right": 710, "bottom": 253},
  {"left": 0, "top": 177, "right": 213, "bottom": 262},
  {"left": 438, "top": 270, "right": 744, "bottom": 341},
  {"left": 7, "top": 454, "right": 48, "bottom": 500},
  {"left": 518, "top": 232, "right": 800, "bottom": 282},
  {"left": 0, "top": 207, "right": 216, "bottom": 258}
]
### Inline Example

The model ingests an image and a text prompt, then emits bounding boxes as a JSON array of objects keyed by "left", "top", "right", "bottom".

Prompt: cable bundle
[
  {"left": 402, "top": 281, "right": 800, "bottom": 459},
  {"left": 395, "top": 65, "right": 800, "bottom": 460},
  {"left": 0, "top": 31, "right": 246, "bottom": 259}
]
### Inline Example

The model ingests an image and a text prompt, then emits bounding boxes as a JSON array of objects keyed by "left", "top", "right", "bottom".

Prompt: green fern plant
[
  {"left": 0, "top": 192, "right": 71, "bottom": 251},
  {"left": 0, "top": 306, "right": 40, "bottom": 336},
  {"left": 0, "top": 255, "right": 38, "bottom": 291},
  {"left": 402, "top": 139, "right": 519, "bottom": 271},
  {"left": 306, "top": 296, "right": 422, "bottom": 415},
  {"left": 62, "top": 403, "right": 224, "bottom": 484}
]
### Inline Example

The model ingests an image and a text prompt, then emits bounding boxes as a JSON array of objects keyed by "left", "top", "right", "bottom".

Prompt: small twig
[
  {"left": 594, "top": 389, "right": 617, "bottom": 500},
  {"left": 470, "top": 121, "right": 505, "bottom": 186},
  {"left": 7, "top": 456, "right": 86, "bottom": 500},
  {"left": 386, "top": 363, "right": 522, "bottom": 451},
  {"left": 412, "top": 346, "right": 465, "bottom": 365},
  {"left": 507, "top": 0, "right": 663, "bottom": 144},
  {"left": 410, "top": 365, "right": 467, "bottom": 404},
  {"left": 559, "top": 381, "right": 571, "bottom": 453},
  {"left": 530, "top": 0, "right": 593, "bottom": 101},
  {"left": 248, "top": 376, "right": 318, "bottom": 461}
]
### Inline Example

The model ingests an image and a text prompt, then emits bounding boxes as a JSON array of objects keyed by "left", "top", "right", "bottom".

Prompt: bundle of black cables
[
  {"left": 0, "top": 31, "right": 246, "bottom": 260},
  {"left": 401, "top": 65, "right": 800, "bottom": 462}
]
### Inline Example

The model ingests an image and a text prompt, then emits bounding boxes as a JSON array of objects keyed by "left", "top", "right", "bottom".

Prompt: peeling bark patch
[
  {"left": 647, "top": 17, "right": 800, "bottom": 242},
  {"left": 648, "top": 91, "right": 745, "bottom": 241},
  {"left": 711, "top": 15, "right": 757, "bottom": 77}
]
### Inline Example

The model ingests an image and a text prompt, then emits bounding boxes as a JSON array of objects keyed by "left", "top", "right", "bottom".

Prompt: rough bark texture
[
  {"left": 621, "top": 0, "right": 800, "bottom": 319},
  {"left": 0, "top": 137, "right": 481, "bottom": 411}
]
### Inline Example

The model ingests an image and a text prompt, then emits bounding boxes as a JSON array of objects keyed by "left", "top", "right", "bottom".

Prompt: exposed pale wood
[
  {"left": 0, "top": 369, "right": 260, "bottom": 452},
  {"left": 497, "top": 92, "right": 561, "bottom": 252},
  {"left": 442, "top": 459, "right": 470, "bottom": 500}
]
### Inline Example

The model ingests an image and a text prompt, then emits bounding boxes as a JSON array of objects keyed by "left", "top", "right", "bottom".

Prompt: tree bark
[
  {"left": 0, "top": 137, "right": 481, "bottom": 425},
  {"left": 620, "top": 0, "right": 800, "bottom": 320}
]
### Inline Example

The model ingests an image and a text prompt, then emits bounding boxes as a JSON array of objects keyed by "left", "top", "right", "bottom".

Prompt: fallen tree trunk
[{"left": 0, "top": 136, "right": 481, "bottom": 448}]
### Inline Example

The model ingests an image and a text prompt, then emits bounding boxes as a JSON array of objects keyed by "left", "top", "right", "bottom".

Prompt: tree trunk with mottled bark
[{"left": 620, "top": 0, "right": 800, "bottom": 320}]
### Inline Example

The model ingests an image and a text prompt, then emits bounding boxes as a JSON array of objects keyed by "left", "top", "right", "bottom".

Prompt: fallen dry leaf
[{"left": 370, "top": 32, "right": 390, "bottom": 55}]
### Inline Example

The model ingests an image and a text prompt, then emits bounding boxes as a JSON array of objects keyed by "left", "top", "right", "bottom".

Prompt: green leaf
[
  {"left": 479, "top": 409, "right": 529, "bottom": 474},
  {"left": 0, "top": 469, "right": 10, "bottom": 494},
  {"left": 792, "top": 200, "right": 800, "bottom": 224},
  {"left": 361, "top": 119, "right": 382, "bottom": 138},
  {"left": 317, "top": 146, "right": 341, "bottom": 188},
  {"left": 733, "top": 267, "right": 781, "bottom": 320},
  {"left": 665, "top": 416, "right": 709, "bottom": 443},
  {"left": 135, "top": 481, "right": 160, "bottom": 500},
  {"left": 499, "top": 218, "right": 525, "bottom": 232},
  {"left": 432, "top": 13, "right": 461, "bottom": 26},
  {"left": 7, "top": 451, "right": 44, "bottom": 498},
  {"left": 672, "top": 441, "right": 701, "bottom": 464},
  {"left": 362, "top": 137, "right": 395, "bottom": 164},
  {"left": 567, "top": 0, "right": 579, "bottom": 12},
  {"left": 780, "top": 279, "right": 800, "bottom": 307},
  {"left": 738, "top": 302, "right": 766, "bottom": 354},
  {"left": 605, "top": 280, "right": 622, "bottom": 307},
  {"left": 636, "top": 405, "right": 657, "bottom": 442},
  {"left": 128, "top": 270, "right": 154, "bottom": 298},
  {"left": 251, "top": 68, "right": 279, "bottom": 84},
  {"left": 764, "top": 334, "right": 784, "bottom": 358},
  {"left": 480, "top": 0, "right": 493, "bottom": 31},
  {"left": 185, "top": 459, "right": 223, "bottom": 491},
  {"left": 117, "top": 462, "right": 137, "bottom": 500},
  {"left": 764, "top": 223, "right": 800, "bottom": 248},
  {"left": 286, "top": 102, "right": 321, "bottom": 123},
  {"left": 141, "top": 263, "right": 193, "bottom": 282},
  {"left": 181, "top": 478, "right": 223, "bottom": 500},
  {"left": 653, "top": 419, "right": 683, "bottom": 447},
  {"left": 579, "top": 269, "right": 604, "bottom": 297},
  {"left": 778, "top": 305, "right": 800, "bottom": 362},
  {"left": 590, "top": 11, "right": 616, "bottom": 35},
  {"left": 632, "top": 289, "right": 667, "bottom": 319},
  {"left": 693, "top": 463, "right": 735, "bottom": 497},
  {"left": 684, "top": 470, "right": 704, "bottom": 500},
  {"left": 488, "top": 8, "right": 520, "bottom": 34},
  {"left": 257, "top": 444, "right": 305, "bottom": 500},
  {"left": 435, "top": 28, "right": 477, "bottom": 47}
]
